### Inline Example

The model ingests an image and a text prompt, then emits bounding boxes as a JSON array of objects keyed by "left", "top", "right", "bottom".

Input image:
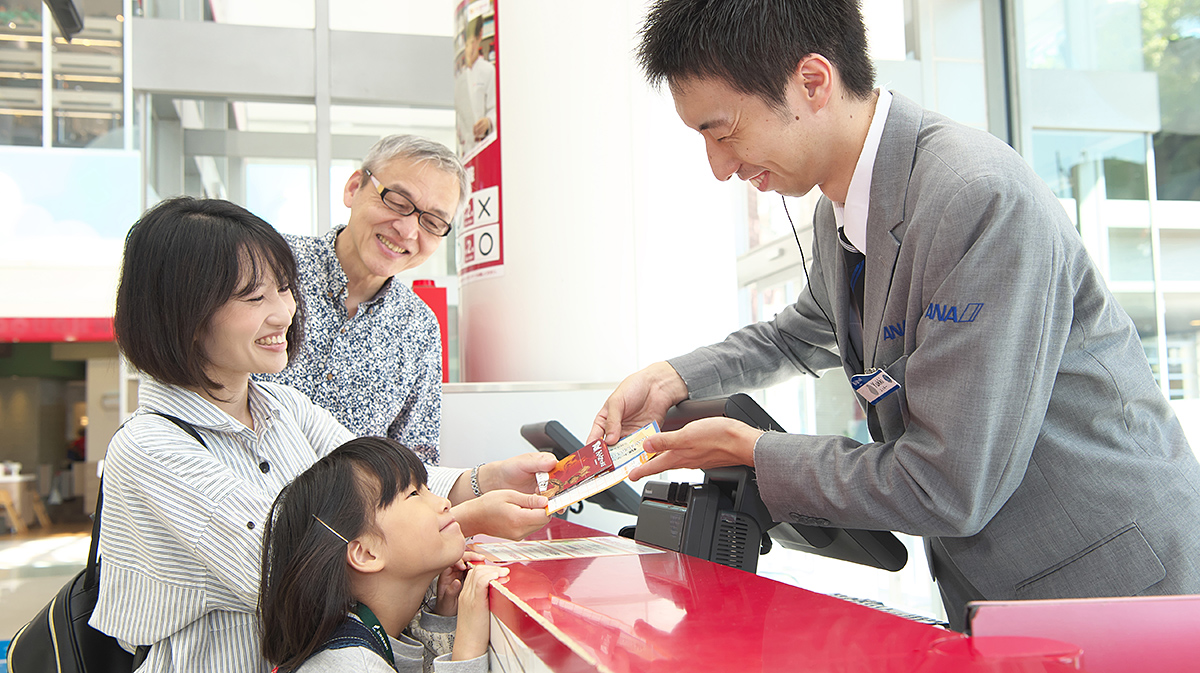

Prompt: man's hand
[
  {"left": 587, "top": 362, "right": 689, "bottom": 447},
  {"left": 627, "top": 416, "right": 763, "bottom": 481},
  {"left": 451, "top": 490, "right": 551, "bottom": 539}
]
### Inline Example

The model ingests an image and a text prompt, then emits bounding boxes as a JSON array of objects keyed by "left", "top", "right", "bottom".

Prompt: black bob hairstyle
[
  {"left": 637, "top": 0, "right": 876, "bottom": 107},
  {"left": 259, "top": 436, "right": 429, "bottom": 671},
  {"left": 113, "top": 197, "right": 305, "bottom": 393}
]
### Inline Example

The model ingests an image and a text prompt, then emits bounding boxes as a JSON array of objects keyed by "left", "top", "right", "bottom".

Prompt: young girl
[{"left": 260, "top": 436, "right": 508, "bottom": 672}]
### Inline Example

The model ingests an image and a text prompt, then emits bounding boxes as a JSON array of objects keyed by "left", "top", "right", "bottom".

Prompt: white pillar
[{"left": 457, "top": 0, "right": 743, "bottom": 383}]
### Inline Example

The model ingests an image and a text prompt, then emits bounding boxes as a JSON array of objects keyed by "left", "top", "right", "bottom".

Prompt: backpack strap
[
  {"left": 88, "top": 412, "right": 208, "bottom": 588},
  {"left": 150, "top": 412, "right": 208, "bottom": 448},
  {"left": 290, "top": 618, "right": 398, "bottom": 672}
]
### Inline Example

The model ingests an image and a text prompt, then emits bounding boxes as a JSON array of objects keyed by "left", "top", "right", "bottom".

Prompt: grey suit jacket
[{"left": 670, "top": 93, "right": 1200, "bottom": 609}]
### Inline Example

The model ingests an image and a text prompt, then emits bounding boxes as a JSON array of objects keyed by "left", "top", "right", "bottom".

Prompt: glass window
[
  {"left": 0, "top": 146, "right": 140, "bottom": 267},
  {"left": 234, "top": 102, "right": 315, "bottom": 133},
  {"left": 863, "top": 0, "right": 911, "bottom": 61},
  {"left": 330, "top": 0, "right": 451, "bottom": 36},
  {"left": 1024, "top": 0, "right": 1144, "bottom": 71},
  {"left": 212, "top": 0, "right": 314, "bottom": 28},
  {"left": 329, "top": 104, "right": 454, "bottom": 148},
  {"left": 1108, "top": 227, "right": 1154, "bottom": 282},
  {"left": 1022, "top": 2, "right": 1200, "bottom": 401},
  {"left": 51, "top": 0, "right": 125, "bottom": 149},
  {"left": 143, "top": 0, "right": 315, "bottom": 28},
  {"left": 1030, "top": 130, "right": 1148, "bottom": 202},
  {"left": 246, "top": 161, "right": 315, "bottom": 237},
  {"left": 1162, "top": 296, "right": 1200, "bottom": 399},
  {"left": 0, "top": 0, "right": 44, "bottom": 146},
  {"left": 1145, "top": 2, "right": 1200, "bottom": 201},
  {"left": 1160, "top": 230, "right": 1200, "bottom": 282}
]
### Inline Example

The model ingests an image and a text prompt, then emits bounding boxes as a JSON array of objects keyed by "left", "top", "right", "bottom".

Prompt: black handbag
[
  {"left": 8, "top": 413, "right": 204, "bottom": 673},
  {"left": 7, "top": 477, "right": 135, "bottom": 673}
]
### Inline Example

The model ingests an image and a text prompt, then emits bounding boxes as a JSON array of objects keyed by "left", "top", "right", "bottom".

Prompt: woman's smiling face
[{"left": 199, "top": 255, "right": 297, "bottom": 392}]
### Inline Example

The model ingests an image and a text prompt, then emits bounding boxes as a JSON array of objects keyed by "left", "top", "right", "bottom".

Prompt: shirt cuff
[
  {"left": 427, "top": 465, "right": 468, "bottom": 498},
  {"left": 433, "top": 652, "right": 488, "bottom": 673},
  {"left": 418, "top": 609, "right": 457, "bottom": 634}
]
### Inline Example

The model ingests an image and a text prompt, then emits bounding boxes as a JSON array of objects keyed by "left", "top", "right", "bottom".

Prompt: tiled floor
[{"left": 0, "top": 501, "right": 92, "bottom": 651}]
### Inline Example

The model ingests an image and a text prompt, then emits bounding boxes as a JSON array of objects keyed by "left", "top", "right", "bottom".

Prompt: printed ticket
[{"left": 542, "top": 422, "right": 660, "bottom": 514}]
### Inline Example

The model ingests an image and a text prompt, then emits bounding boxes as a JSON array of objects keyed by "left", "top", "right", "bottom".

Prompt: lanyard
[{"left": 352, "top": 602, "right": 396, "bottom": 665}]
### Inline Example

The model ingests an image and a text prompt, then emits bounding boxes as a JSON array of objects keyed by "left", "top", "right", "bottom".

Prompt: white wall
[
  {"left": 457, "top": 0, "right": 742, "bottom": 383},
  {"left": 440, "top": 383, "right": 615, "bottom": 468}
]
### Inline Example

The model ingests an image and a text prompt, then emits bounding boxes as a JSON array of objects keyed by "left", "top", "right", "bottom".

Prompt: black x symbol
[{"left": 477, "top": 197, "right": 492, "bottom": 218}]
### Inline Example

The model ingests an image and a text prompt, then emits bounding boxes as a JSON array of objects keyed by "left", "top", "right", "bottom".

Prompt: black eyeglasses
[{"left": 363, "top": 168, "right": 453, "bottom": 237}]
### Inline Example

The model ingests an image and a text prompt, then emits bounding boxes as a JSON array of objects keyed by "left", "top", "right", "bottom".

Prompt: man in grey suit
[{"left": 590, "top": 0, "right": 1200, "bottom": 630}]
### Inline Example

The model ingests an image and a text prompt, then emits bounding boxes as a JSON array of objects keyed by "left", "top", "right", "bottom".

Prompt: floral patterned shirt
[{"left": 256, "top": 228, "right": 442, "bottom": 464}]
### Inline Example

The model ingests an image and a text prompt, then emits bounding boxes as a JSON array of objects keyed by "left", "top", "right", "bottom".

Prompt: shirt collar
[
  {"left": 320, "top": 227, "right": 352, "bottom": 300},
  {"left": 137, "top": 377, "right": 281, "bottom": 436},
  {"left": 836, "top": 89, "right": 893, "bottom": 254},
  {"left": 324, "top": 226, "right": 392, "bottom": 311}
]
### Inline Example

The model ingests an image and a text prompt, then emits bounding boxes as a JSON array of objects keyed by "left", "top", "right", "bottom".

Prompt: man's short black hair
[
  {"left": 114, "top": 197, "right": 305, "bottom": 393},
  {"left": 637, "top": 0, "right": 876, "bottom": 106}
]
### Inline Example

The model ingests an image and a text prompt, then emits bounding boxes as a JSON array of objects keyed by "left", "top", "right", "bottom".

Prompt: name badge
[{"left": 851, "top": 368, "right": 900, "bottom": 405}]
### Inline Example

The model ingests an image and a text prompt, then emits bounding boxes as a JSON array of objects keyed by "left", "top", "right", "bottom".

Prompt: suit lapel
[{"left": 863, "top": 93, "right": 922, "bottom": 369}]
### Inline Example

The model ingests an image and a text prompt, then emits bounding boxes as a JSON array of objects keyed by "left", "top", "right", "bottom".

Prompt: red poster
[{"left": 455, "top": 0, "right": 504, "bottom": 284}]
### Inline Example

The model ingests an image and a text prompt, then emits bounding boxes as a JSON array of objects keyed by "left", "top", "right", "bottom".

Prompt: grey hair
[{"left": 360, "top": 134, "right": 470, "bottom": 222}]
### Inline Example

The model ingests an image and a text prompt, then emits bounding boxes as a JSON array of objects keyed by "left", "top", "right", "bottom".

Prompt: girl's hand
[
  {"left": 451, "top": 564, "right": 509, "bottom": 661},
  {"left": 434, "top": 551, "right": 486, "bottom": 616}
]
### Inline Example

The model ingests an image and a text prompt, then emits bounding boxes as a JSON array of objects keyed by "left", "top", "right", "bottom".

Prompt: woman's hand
[
  {"left": 451, "top": 490, "right": 551, "bottom": 539},
  {"left": 451, "top": 563, "right": 510, "bottom": 661},
  {"left": 479, "top": 452, "right": 559, "bottom": 494},
  {"left": 447, "top": 452, "right": 558, "bottom": 506}
]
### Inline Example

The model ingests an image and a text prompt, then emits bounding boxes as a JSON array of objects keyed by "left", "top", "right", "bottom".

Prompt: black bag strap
[
  {"left": 288, "top": 618, "right": 399, "bottom": 672},
  {"left": 86, "top": 412, "right": 207, "bottom": 588},
  {"left": 85, "top": 474, "right": 105, "bottom": 588}
]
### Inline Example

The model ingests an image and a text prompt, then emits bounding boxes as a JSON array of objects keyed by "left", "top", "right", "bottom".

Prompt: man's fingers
[
  {"left": 585, "top": 415, "right": 606, "bottom": 445},
  {"left": 602, "top": 398, "right": 626, "bottom": 444},
  {"left": 643, "top": 428, "right": 682, "bottom": 455},
  {"left": 628, "top": 451, "right": 677, "bottom": 481}
]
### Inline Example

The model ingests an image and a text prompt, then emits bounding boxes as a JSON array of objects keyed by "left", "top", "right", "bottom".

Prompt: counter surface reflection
[{"left": 479, "top": 519, "right": 1080, "bottom": 672}]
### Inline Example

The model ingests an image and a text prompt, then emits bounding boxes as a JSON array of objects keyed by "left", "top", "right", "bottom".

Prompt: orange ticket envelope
[
  {"left": 537, "top": 439, "right": 615, "bottom": 499},
  {"left": 536, "top": 422, "right": 659, "bottom": 514}
]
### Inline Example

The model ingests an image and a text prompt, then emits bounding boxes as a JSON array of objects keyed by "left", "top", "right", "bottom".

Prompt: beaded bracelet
[{"left": 470, "top": 464, "right": 484, "bottom": 497}]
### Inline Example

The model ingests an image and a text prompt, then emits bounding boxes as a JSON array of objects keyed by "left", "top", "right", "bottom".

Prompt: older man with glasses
[{"left": 258, "top": 134, "right": 555, "bottom": 540}]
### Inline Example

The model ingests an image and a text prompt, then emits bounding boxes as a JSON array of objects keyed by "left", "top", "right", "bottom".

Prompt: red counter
[{"left": 479, "top": 519, "right": 1082, "bottom": 672}]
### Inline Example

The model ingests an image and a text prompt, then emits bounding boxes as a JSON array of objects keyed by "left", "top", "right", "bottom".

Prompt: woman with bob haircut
[{"left": 89, "top": 197, "right": 544, "bottom": 673}]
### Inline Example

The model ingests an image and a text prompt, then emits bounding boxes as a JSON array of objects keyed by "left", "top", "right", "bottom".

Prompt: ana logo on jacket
[{"left": 924, "top": 302, "right": 984, "bottom": 323}]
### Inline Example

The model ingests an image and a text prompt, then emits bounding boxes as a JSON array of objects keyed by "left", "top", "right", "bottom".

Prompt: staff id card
[{"left": 851, "top": 368, "right": 900, "bottom": 404}]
